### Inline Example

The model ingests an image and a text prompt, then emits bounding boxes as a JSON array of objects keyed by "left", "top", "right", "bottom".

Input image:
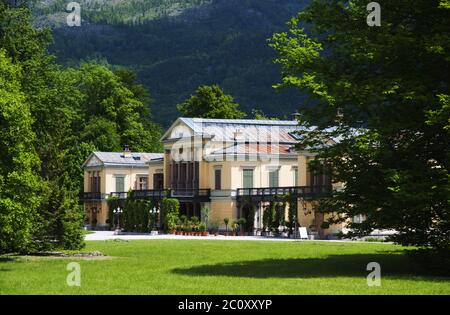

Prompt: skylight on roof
[{"left": 289, "top": 132, "right": 304, "bottom": 141}]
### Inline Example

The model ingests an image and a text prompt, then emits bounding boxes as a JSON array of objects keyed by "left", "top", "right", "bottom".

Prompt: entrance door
[
  {"left": 91, "top": 207, "right": 98, "bottom": 228},
  {"left": 241, "top": 204, "right": 254, "bottom": 234}
]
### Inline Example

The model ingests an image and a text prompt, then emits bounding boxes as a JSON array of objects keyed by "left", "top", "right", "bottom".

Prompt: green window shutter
[
  {"left": 116, "top": 176, "right": 125, "bottom": 192},
  {"left": 243, "top": 169, "right": 253, "bottom": 188},
  {"left": 294, "top": 168, "right": 298, "bottom": 186},
  {"left": 269, "top": 169, "right": 279, "bottom": 187}
]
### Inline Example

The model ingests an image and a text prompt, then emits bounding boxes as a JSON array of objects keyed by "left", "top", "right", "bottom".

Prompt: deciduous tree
[{"left": 270, "top": 0, "right": 450, "bottom": 251}]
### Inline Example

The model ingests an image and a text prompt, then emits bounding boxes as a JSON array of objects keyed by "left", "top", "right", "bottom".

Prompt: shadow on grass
[
  {"left": 172, "top": 252, "right": 448, "bottom": 279},
  {"left": 0, "top": 256, "right": 17, "bottom": 272},
  {"left": 0, "top": 256, "right": 16, "bottom": 263}
]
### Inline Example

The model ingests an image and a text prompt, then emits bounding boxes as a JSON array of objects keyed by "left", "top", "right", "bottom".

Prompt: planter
[
  {"left": 202, "top": 231, "right": 209, "bottom": 236},
  {"left": 170, "top": 230, "right": 176, "bottom": 235}
]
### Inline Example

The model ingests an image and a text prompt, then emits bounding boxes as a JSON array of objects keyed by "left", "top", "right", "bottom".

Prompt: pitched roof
[
  {"left": 83, "top": 152, "right": 163, "bottom": 168},
  {"left": 208, "top": 143, "right": 296, "bottom": 157},
  {"left": 161, "top": 117, "right": 305, "bottom": 144}
]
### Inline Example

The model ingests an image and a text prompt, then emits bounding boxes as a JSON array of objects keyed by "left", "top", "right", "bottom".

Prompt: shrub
[
  {"left": 162, "top": 198, "right": 180, "bottom": 232},
  {"left": 107, "top": 196, "right": 120, "bottom": 229},
  {"left": 209, "top": 219, "right": 221, "bottom": 233},
  {"left": 224, "top": 217, "right": 230, "bottom": 231},
  {"left": 201, "top": 206, "right": 210, "bottom": 225},
  {"left": 198, "top": 222, "right": 207, "bottom": 232}
]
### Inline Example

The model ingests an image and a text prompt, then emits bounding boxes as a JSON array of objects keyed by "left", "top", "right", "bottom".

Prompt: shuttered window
[
  {"left": 269, "top": 169, "right": 279, "bottom": 187},
  {"left": 215, "top": 169, "right": 222, "bottom": 190},
  {"left": 115, "top": 176, "right": 125, "bottom": 192},
  {"left": 243, "top": 169, "right": 254, "bottom": 188}
]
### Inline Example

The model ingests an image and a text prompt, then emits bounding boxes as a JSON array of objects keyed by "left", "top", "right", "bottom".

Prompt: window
[
  {"left": 293, "top": 168, "right": 298, "bottom": 186},
  {"left": 153, "top": 173, "right": 164, "bottom": 190},
  {"left": 90, "top": 171, "right": 101, "bottom": 192},
  {"left": 115, "top": 176, "right": 125, "bottom": 192},
  {"left": 243, "top": 169, "right": 254, "bottom": 188},
  {"left": 311, "top": 172, "right": 331, "bottom": 187},
  {"left": 138, "top": 176, "right": 148, "bottom": 190},
  {"left": 353, "top": 214, "right": 366, "bottom": 224},
  {"left": 215, "top": 169, "right": 222, "bottom": 190},
  {"left": 268, "top": 168, "right": 279, "bottom": 187}
]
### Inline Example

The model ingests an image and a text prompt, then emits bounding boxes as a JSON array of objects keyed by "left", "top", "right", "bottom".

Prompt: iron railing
[
  {"left": 236, "top": 185, "right": 331, "bottom": 199},
  {"left": 79, "top": 192, "right": 105, "bottom": 200}
]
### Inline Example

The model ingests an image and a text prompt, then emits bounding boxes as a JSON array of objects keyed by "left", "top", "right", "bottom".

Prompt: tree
[
  {"left": 72, "top": 62, "right": 163, "bottom": 153},
  {"left": 270, "top": 0, "right": 450, "bottom": 251},
  {"left": 0, "top": 1, "right": 164, "bottom": 252},
  {"left": 0, "top": 2, "right": 86, "bottom": 251},
  {"left": 251, "top": 109, "right": 280, "bottom": 120},
  {"left": 177, "top": 84, "right": 246, "bottom": 119},
  {"left": 0, "top": 50, "right": 41, "bottom": 253}
]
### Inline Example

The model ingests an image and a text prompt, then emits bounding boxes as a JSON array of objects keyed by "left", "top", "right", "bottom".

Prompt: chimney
[
  {"left": 233, "top": 129, "right": 243, "bottom": 145},
  {"left": 123, "top": 145, "right": 131, "bottom": 158}
]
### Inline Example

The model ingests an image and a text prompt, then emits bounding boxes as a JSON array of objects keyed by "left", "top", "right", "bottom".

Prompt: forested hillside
[{"left": 31, "top": 0, "right": 310, "bottom": 126}]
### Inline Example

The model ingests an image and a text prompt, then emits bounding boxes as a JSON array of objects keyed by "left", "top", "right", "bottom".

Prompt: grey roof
[
  {"left": 208, "top": 143, "right": 297, "bottom": 157},
  {"left": 83, "top": 152, "right": 163, "bottom": 168},
  {"left": 162, "top": 117, "right": 306, "bottom": 144}
]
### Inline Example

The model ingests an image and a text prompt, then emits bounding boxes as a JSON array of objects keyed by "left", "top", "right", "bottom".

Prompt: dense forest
[
  {"left": 30, "top": 0, "right": 310, "bottom": 126},
  {"left": 0, "top": 1, "right": 162, "bottom": 253}
]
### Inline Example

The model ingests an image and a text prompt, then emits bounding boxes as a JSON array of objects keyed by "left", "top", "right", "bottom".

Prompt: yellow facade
[{"left": 81, "top": 118, "right": 347, "bottom": 238}]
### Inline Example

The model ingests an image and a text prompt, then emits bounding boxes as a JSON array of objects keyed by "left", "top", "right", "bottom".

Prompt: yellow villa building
[{"left": 81, "top": 117, "right": 345, "bottom": 238}]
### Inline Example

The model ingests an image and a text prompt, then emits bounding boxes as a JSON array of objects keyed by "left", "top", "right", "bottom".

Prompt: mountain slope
[{"left": 32, "top": 0, "right": 310, "bottom": 126}]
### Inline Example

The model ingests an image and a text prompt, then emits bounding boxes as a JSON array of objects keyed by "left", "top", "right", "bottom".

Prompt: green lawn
[{"left": 1, "top": 240, "right": 449, "bottom": 294}]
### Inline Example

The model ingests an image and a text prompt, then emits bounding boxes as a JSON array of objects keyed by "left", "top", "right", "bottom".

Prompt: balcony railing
[
  {"left": 170, "top": 188, "right": 211, "bottom": 201},
  {"left": 80, "top": 192, "right": 105, "bottom": 201},
  {"left": 236, "top": 185, "right": 331, "bottom": 199},
  {"left": 109, "top": 192, "right": 129, "bottom": 200},
  {"left": 132, "top": 189, "right": 168, "bottom": 200}
]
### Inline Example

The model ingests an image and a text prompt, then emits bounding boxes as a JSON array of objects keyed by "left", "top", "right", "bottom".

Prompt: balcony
[
  {"left": 109, "top": 192, "right": 129, "bottom": 200},
  {"left": 170, "top": 188, "right": 211, "bottom": 202},
  {"left": 132, "top": 189, "right": 168, "bottom": 200},
  {"left": 80, "top": 192, "right": 105, "bottom": 201},
  {"left": 236, "top": 185, "right": 331, "bottom": 202}
]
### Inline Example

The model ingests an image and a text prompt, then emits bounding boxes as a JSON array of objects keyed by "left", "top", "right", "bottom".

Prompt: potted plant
[
  {"left": 209, "top": 219, "right": 220, "bottom": 236},
  {"left": 231, "top": 221, "right": 239, "bottom": 236},
  {"left": 223, "top": 217, "right": 230, "bottom": 236},
  {"left": 237, "top": 218, "right": 247, "bottom": 236},
  {"left": 199, "top": 222, "right": 208, "bottom": 236},
  {"left": 191, "top": 216, "right": 200, "bottom": 236},
  {"left": 167, "top": 220, "right": 177, "bottom": 234},
  {"left": 180, "top": 215, "right": 188, "bottom": 234},
  {"left": 185, "top": 220, "right": 193, "bottom": 235}
]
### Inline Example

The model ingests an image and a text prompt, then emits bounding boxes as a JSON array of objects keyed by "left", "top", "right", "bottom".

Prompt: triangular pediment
[
  {"left": 83, "top": 154, "right": 104, "bottom": 168},
  {"left": 160, "top": 118, "right": 194, "bottom": 141}
]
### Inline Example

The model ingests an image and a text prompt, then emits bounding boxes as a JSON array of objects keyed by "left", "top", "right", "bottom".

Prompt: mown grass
[{"left": 1, "top": 240, "right": 449, "bottom": 294}]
